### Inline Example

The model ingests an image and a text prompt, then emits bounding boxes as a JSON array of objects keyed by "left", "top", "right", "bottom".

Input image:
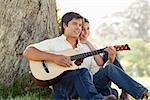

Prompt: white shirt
[{"left": 26, "top": 35, "right": 100, "bottom": 74}]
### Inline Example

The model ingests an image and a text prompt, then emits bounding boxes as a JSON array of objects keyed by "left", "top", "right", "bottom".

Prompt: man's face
[
  {"left": 64, "top": 18, "right": 83, "bottom": 38},
  {"left": 80, "top": 22, "right": 90, "bottom": 41}
]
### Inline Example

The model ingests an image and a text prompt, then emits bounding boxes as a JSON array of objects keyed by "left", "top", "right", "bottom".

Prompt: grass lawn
[{"left": 0, "top": 77, "right": 149, "bottom": 100}]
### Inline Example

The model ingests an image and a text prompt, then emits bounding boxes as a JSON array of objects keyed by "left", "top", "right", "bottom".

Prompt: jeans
[
  {"left": 99, "top": 52, "right": 124, "bottom": 98},
  {"left": 53, "top": 68, "right": 103, "bottom": 100},
  {"left": 93, "top": 63, "right": 148, "bottom": 99}
]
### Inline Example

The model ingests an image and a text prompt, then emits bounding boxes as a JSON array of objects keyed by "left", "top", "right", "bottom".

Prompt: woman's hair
[{"left": 83, "top": 18, "right": 89, "bottom": 23}]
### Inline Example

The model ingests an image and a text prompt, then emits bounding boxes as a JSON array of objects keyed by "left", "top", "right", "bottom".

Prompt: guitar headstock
[{"left": 114, "top": 44, "right": 131, "bottom": 51}]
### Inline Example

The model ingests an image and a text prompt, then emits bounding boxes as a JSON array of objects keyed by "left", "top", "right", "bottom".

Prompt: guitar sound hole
[{"left": 42, "top": 61, "right": 49, "bottom": 73}]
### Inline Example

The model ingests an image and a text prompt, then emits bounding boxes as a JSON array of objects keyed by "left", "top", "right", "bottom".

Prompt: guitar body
[{"left": 30, "top": 49, "right": 80, "bottom": 82}]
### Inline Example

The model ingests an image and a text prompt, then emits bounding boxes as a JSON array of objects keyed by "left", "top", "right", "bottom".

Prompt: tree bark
[{"left": 0, "top": 0, "right": 59, "bottom": 85}]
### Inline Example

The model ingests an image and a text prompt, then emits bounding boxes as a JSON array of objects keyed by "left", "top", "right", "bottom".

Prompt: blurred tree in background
[
  {"left": 96, "top": 0, "right": 149, "bottom": 41},
  {"left": 120, "top": 39, "right": 150, "bottom": 77},
  {"left": 91, "top": 0, "right": 150, "bottom": 77}
]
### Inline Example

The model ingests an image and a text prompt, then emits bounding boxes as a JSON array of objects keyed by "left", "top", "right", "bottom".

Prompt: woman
[{"left": 79, "top": 18, "right": 150, "bottom": 100}]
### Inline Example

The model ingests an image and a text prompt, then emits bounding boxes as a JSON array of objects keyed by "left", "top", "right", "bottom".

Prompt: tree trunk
[{"left": 0, "top": 0, "right": 59, "bottom": 85}]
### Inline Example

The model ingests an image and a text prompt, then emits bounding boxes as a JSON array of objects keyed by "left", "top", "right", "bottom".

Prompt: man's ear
[{"left": 63, "top": 22, "right": 67, "bottom": 28}]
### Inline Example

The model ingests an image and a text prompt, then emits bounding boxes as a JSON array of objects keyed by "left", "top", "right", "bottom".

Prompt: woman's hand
[{"left": 105, "top": 46, "right": 116, "bottom": 63}]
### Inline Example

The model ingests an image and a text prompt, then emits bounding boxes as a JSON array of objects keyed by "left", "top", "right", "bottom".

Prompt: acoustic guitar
[{"left": 30, "top": 44, "right": 130, "bottom": 86}]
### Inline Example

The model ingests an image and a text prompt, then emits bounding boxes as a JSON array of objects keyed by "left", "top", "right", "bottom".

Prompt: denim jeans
[
  {"left": 93, "top": 63, "right": 148, "bottom": 99},
  {"left": 53, "top": 68, "right": 103, "bottom": 100},
  {"left": 99, "top": 52, "right": 124, "bottom": 98}
]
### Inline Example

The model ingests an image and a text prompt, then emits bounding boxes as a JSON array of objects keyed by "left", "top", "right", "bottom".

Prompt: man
[
  {"left": 79, "top": 18, "right": 150, "bottom": 99},
  {"left": 23, "top": 12, "right": 116, "bottom": 100}
]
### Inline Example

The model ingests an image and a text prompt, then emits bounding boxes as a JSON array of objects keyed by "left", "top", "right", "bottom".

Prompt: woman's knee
[{"left": 105, "top": 64, "right": 115, "bottom": 70}]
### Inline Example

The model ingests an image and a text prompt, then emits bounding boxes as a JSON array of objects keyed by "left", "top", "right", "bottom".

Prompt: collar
[{"left": 60, "top": 34, "right": 82, "bottom": 49}]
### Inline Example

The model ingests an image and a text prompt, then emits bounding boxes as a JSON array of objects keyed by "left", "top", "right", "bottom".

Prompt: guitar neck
[
  {"left": 70, "top": 48, "right": 104, "bottom": 61},
  {"left": 70, "top": 44, "right": 130, "bottom": 61}
]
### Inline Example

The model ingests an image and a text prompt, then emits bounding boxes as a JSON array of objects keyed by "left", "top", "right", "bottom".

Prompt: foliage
[
  {"left": 57, "top": 9, "right": 62, "bottom": 34},
  {"left": 90, "top": 33, "right": 150, "bottom": 77},
  {"left": 96, "top": 0, "right": 150, "bottom": 42},
  {"left": 91, "top": 0, "right": 150, "bottom": 77},
  {"left": 120, "top": 39, "right": 150, "bottom": 76},
  {"left": 57, "top": 15, "right": 62, "bottom": 34}
]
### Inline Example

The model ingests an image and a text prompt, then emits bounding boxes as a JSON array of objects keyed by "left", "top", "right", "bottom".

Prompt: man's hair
[{"left": 61, "top": 12, "right": 83, "bottom": 34}]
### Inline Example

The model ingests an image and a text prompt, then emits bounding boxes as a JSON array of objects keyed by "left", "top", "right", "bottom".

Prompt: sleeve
[{"left": 26, "top": 39, "right": 54, "bottom": 52}]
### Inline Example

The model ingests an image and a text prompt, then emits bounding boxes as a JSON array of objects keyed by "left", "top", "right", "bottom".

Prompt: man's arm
[{"left": 23, "top": 47, "right": 72, "bottom": 67}]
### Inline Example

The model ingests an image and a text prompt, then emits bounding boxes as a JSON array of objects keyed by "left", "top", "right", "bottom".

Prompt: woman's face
[{"left": 80, "top": 22, "right": 90, "bottom": 41}]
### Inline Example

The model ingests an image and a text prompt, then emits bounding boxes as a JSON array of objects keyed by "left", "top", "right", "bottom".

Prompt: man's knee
[
  {"left": 72, "top": 68, "right": 91, "bottom": 80},
  {"left": 78, "top": 68, "right": 89, "bottom": 75}
]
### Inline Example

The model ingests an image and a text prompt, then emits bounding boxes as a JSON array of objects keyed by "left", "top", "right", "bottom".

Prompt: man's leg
[
  {"left": 94, "top": 64, "right": 148, "bottom": 99},
  {"left": 53, "top": 70, "right": 78, "bottom": 100},
  {"left": 53, "top": 68, "right": 104, "bottom": 100},
  {"left": 74, "top": 68, "right": 104, "bottom": 100}
]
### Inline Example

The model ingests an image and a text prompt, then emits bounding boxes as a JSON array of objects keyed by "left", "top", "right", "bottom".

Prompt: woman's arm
[{"left": 83, "top": 40, "right": 104, "bottom": 67}]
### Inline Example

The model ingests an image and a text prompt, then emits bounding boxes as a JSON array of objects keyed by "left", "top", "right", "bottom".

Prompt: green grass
[
  {"left": 0, "top": 76, "right": 149, "bottom": 100},
  {"left": 0, "top": 73, "right": 53, "bottom": 100},
  {"left": 0, "top": 84, "right": 53, "bottom": 100},
  {"left": 0, "top": 93, "right": 53, "bottom": 100}
]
